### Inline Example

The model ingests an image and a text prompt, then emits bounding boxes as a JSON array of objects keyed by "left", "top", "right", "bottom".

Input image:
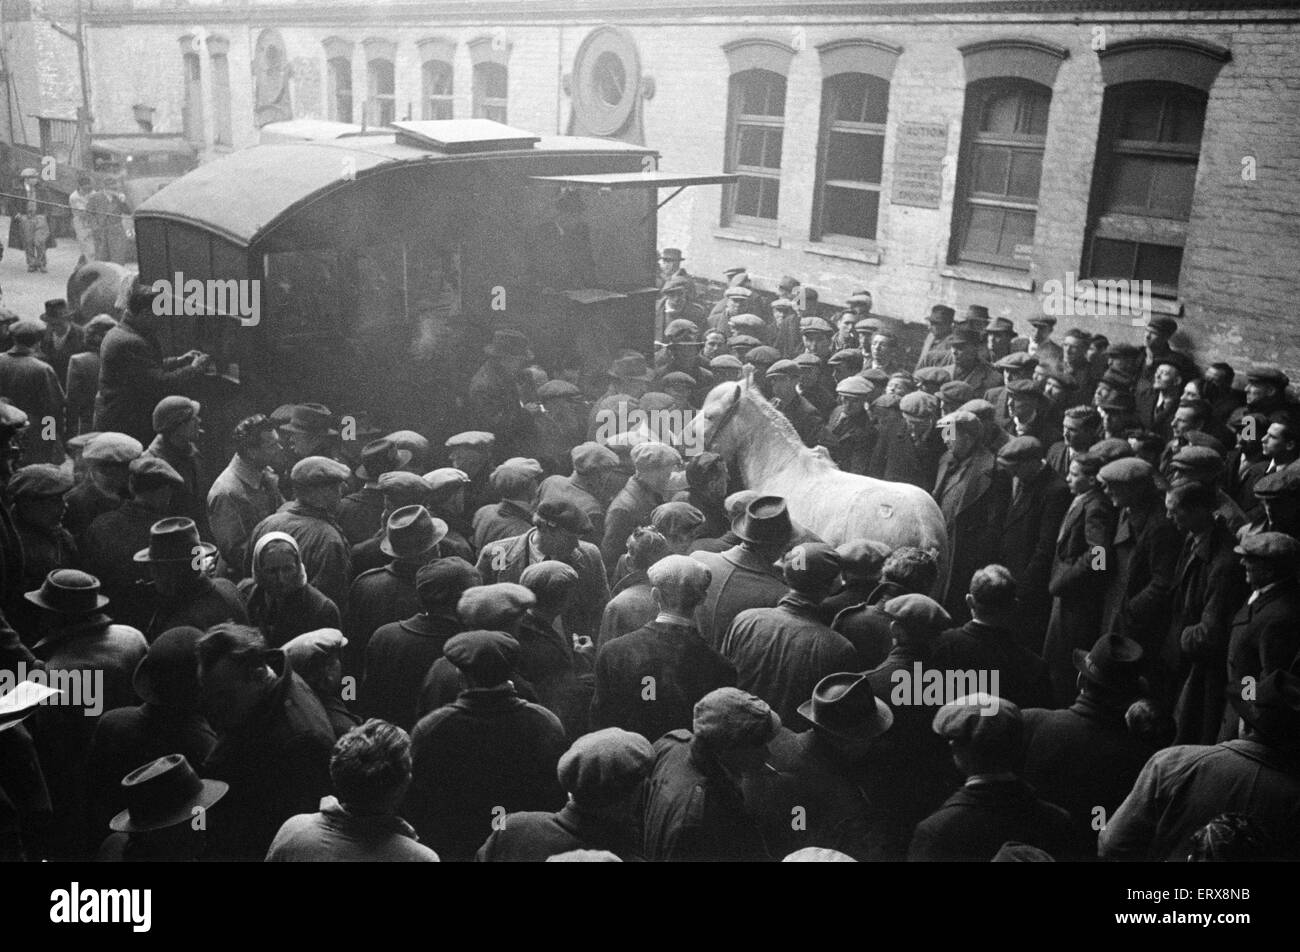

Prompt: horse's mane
[{"left": 736, "top": 385, "right": 836, "bottom": 473}]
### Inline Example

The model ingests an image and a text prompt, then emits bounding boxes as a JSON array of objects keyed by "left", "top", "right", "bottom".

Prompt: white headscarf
[{"left": 252, "top": 531, "right": 308, "bottom": 588}]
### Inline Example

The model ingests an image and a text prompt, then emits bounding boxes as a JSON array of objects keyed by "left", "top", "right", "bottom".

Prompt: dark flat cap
[
  {"left": 1099, "top": 457, "right": 1154, "bottom": 485},
  {"left": 558, "top": 728, "right": 655, "bottom": 808},
  {"left": 781, "top": 542, "right": 842, "bottom": 593},
  {"left": 998, "top": 436, "right": 1044, "bottom": 463},
  {"left": 899, "top": 391, "right": 939, "bottom": 418},
  {"left": 290, "top": 456, "right": 352, "bottom": 486},
  {"left": 1235, "top": 531, "right": 1300, "bottom": 560},
  {"left": 932, "top": 694, "right": 1021, "bottom": 745},
  {"left": 939, "top": 381, "right": 976, "bottom": 404},
  {"left": 415, "top": 557, "right": 482, "bottom": 600},
  {"left": 7, "top": 464, "right": 74, "bottom": 499},
  {"left": 534, "top": 499, "right": 593, "bottom": 535},
  {"left": 443, "top": 630, "right": 520, "bottom": 683},
  {"left": 458, "top": 583, "right": 536, "bottom": 629},
  {"left": 129, "top": 455, "right": 184, "bottom": 488},
  {"left": 693, "top": 688, "right": 781, "bottom": 748},
  {"left": 1247, "top": 367, "right": 1290, "bottom": 389},
  {"left": 994, "top": 352, "right": 1037, "bottom": 372},
  {"left": 1252, "top": 468, "right": 1300, "bottom": 499}
]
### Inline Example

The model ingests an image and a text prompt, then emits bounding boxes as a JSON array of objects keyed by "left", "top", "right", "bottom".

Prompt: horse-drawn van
[{"left": 131, "top": 119, "right": 732, "bottom": 449}]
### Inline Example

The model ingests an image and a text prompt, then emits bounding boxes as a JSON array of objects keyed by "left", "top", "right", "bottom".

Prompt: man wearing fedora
[
  {"left": 249, "top": 456, "right": 353, "bottom": 611},
  {"left": 197, "top": 623, "right": 336, "bottom": 861},
  {"left": 97, "top": 754, "right": 228, "bottom": 862},
  {"left": 915, "top": 305, "right": 957, "bottom": 371},
  {"left": 143, "top": 395, "right": 208, "bottom": 536},
  {"left": 278, "top": 403, "right": 343, "bottom": 469},
  {"left": 1101, "top": 669, "right": 1300, "bottom": 861},
  {"left": 26, "top": 569, "right": 147, "bottom": 857},
  {"left": 753, "top": 671, "right": 891, "bottom": 861},
  {"left": 0, "top": 320, "right": 65, "bottom": 465},
  {"left": 207, "top": 415, "right": 285, "bottom": 576},
  {"left": 10, "top": 167, "right": 52, "bottom": 272},
  {"left": 469, "top": 329, "right": 539, "bottom": 458},
  {"left": 134, "top": 517, "right": 248, "bottom": 641},
  {"left": 1020, "top": 633, "right": 1156, "bottom": 853},
  {"left": 476, "top": 499, "right": 609, "bottom": 641},
  {"left": 94, "top": 282, "right": 210, "bottom": 445},
  {"left": 345, "top": 505, "right": 447, "bottom": 676},
  {"left": 338, "top": 438, "right": 410, "bottom": 545},
  {"left": 349, "top": 469, "right": 436, "bottom": 576},
  {"left": 34, "top": 299, "right": 82, "bottom": 387}
]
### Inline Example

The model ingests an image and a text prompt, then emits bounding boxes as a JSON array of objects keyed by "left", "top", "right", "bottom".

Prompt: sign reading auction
[{"left": 891, "top": 122, "right": 948, "bottom": 209}]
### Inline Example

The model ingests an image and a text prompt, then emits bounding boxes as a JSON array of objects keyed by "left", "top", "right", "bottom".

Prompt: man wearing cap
[
  {"left": 1020, "top": 634, "right": 1155, "bottom": 852},
  {"left": 1166, "top": 445, "right": 1248, "bottom": 534},
  {"left": 6, "top": 464, "right": 78, "bottom": 635},
  {"left": 537, "top": 442, "right": 620, "bottom": 546},
  {"left": 1141, "top": 316, "right": 1193, "bottom": 382},
  {"left": 1220, "top": 531, "right": 1300, "bottom": 742},
  {"left": 197, "top": 623, "right": 336, "bottom": 860},
  {"left": 721, "top": 543, "right": 857, "bottom": 731},
  {"left": 64, "top": 315, "right": 116, "bottom": 438},
  {"left": 477, "top": 727, "right": 654, "bottom": 861},
  {"left": 1102, "top": 669, "right": 1300, "bottom": 861},
  {"left": 824, "top": 376, "right": 876, "bottom": 476},
  {"left": 868, "top": 391, "right": 941, "bottom": 490},
  {"left": 336, "top": 438, "right": 407, "bottom": 545},
  {"left": 1026, "top": 315, "right": 1062, "bottom": 365},
  {"left": 0, "top": 320, "right": 65, "bottom": 465},
  {"left": 673, "top": 451, "right": 729, "bottom": 540},
  {"left": 799, "top": 315, "right": 836, "bottom": 365},
  {"left": 995, "top": 436, "right": 1071, "bottom": 648},
  {"left": 655, "top": 320, "right": 715, "bottom": 391},
  {"left": 472, "top": 458, "right": 541, "bottom": 552},
  {"left": 532, "top": 379, "right": 589, "bottom": 474},
  {"left": 766, "top": 359, "right": 828, "bottom": 449},
  {"left": 344, "top": 505, "right": 446, "bottom": 673},
  {"left": 981, "top": 316, "right": 1016, "bottom": 364},
  {"left": 987, "top": 352, "right": 1037, "bottom": 428},
  {"left": 1045, "top": 404, "right": 1099, "bottom": 481},
  {"left": 945, "top": 327, "right": 1000, "bottom": 395},
  {"left": 909, "top": 694, "right": 1076, "bottom": 861},
  {"left": 94, "top": 283, "right": 210, "bottom": 445},
  {"left": 1162, "top": 482, "right": 1248, "bottom": 744},
  {"left": 1137, "top": 358, "right": 1186, "bottom": 441},
  {"left": 830, "top": 547, "right": 939, "bottom": 668},
  {"left": 477, "top": 499, "right": 609, "bottom": 639},
  {"left": 657, "top": 247, "right": 690, "bottom": 290},
  {"left": 1097, "top": 457, "right": 1180, "bottom": 641},
  {"left": 706, "top": 284, "right": 752, "bottom": 337},
  {"left": 592, "top": 553, "right": 735, "bottom": 741},
  {"left": 249, "top": 456, "right": 353, "bottom": 610},
  {"left": 468, "top": 329, "right": 539, "bottom": 459},
  {"left": 1056, "top": 328, "right": 1097, "bottom": 405},
  {"left": 933, "top": 410, "right": 1010, "bottom": 620},
  {"left": 406, "top": 629, "right": 567, "bottom": 861},
  {"left": 654, "top": 275, "right": 707, "bottom": 344},
  {"left": 1246, "top": 466, "right": 1300, "bottom": 539},
  {"left": 1236, "top": 419, "right": 1300, "bottom": 522},
  {"left": 601, "top": 441, "right": 681, "bottom": 577},
  {"left": 915, "top": 305, "right": 957, "bottom": 371},
  {"left": 597, "top": 527, "right": 668, "bottom": 648},
  {"left": 1007, "top": 379, "right": 1059, "bottom": 447},
  {"left": 588, "top": 355, "right": 654, "bottom": 441},
  {"left": 142, "top": 395, "right": 207, "bottom": 536},
  {"left": 643, "top": 687, "right": 779, "bottom": 861},
  {"left": 1244, "top": 367, "right": 1294, "bottom": 422}
]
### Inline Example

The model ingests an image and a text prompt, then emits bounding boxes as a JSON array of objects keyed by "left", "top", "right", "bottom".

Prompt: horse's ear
[{"left": 731, "top": 383, "right": 742, "bottom": 404}]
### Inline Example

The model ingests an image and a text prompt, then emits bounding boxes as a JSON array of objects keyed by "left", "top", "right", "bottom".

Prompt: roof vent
[{"left": 391, "top": 119, "right": 540, "bottom": 154}]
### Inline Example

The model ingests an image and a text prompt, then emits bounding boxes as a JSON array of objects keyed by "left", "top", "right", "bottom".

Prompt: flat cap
[
  {"left": 1089, "top": 438, "right": 1134, "bottom": 463},
  {"left": 799, "top": 316, "right": 835, "bottom": 336},
  {"left": 424, "top": 467, "right": 471, "bottom": 493},
  {"left": 378, "top": 470, "right": 430, "bottom": 499},
  {"left": 847, "top": 291, "right": 873, "bottom": 306},
  {"left": 727, "top": 313, "right": 765, "bottom": 332},
  {"left": 1097, "top": 391, "right": 1136, "bottom": 413},
  {"left": 152, "top": 396, "right": 200, "bottom": 434},
  {"left": 899, "top": 391, "right": 939, "bottom": 418},
  {"left": 1062, "top": 327, "right": 1093, "bottom": 342},
  {"left": 1027, "top": 314, "right": 1057, "bottom": 327},
  {"left": 534, "top": 498, "right": 593, "bottom": 535},
  {"left": 994, "top": 352, "right": 1037, "bottom": 372},
  {"left": 723, "top": 286, "right": 752, "bottom": 300},
  {"left": 985, "top": 317, "right": 1015, "bottom": 335},
  {"left": 782, "top": 542, "right": 843, "bottom": 593},
  {"left": 1185, "top": 431, "right": 1226, "bottom": 456},
  {"left": 570, "top": 442, "right": 618, "bottom": 474},
  {"left": 519, "top": 560, "right": 581, "bottom": 601},
  {"left": 290, "top": 456, "right": 351, "bottom": 486},
  {"left": 939, "top": 381, "right": 976, "bottom": 404},
  {"left": 746, "top": 346, "right": 781, "bottom": 365},
  {"left": 128, "top": 455, "right": 184, "bottom": 487},
  {"left": 490, "top": 460, "right": 542, "bottom": 497},
  {"left": 828, "top": 348, "right": 864, "bottom": 368},
  {"left": 793, "top": 352, "right": 822, "bottom": 369},
  {"left": 443, "top": 630, "right": 519, "bottom": 683},
  {"left": 1099, "top": 457, "right": 1154, "bottom": 485},
  {"left": 658, "top": 371, "right": 697, "bottom": 391},
  {"left": 83, "top": 432, "right": 144, "bottom": 463},
  {"left": 1106, "top": 342, "right": 1143, "bottom": 359},
  {"left": 1044, "top": 368, "right": 1077, "bottom": 389},
  {"left": 709, "top": 354, "right": 744, "bottom": 371},
  {"left": 1235, "top": 531, "right": 1300, "bottom": 561},
  {"left": 414, "top": 557, "right": 482, "bottom": 601},
  {"left": 663, "top": 319, "right": 700, "bottom": 340},
  {"left": 1169, "top": 445, "right": 1224, "bottom": 473},
  {"left": 769, "top": 298, "right": 797, "bottom": 314},
  {"left": 959, "top": 398, "right": 996, "bottom": 418},
  {"left": 650, "top": 501, "right": 705, "bottom": 537},
  {"left": 1100, "top": 368, "right": 1137, "bottom": 390},
  {"left": 7, "top": 464, "right": 73, "bottom": 499},
  {"left": 727, "top": 335, "right": 763, "bottom": 353},
  {"left": 558, "top": 728, "right": 655, "bottom": 808},
  {"left": 914, "top": 366, "right": 952, "bottom": 387},
  {"left": 766, "top": 359, "right": 800, "bottom": 378},
  {"left": 631, "top": 440, "right": 681, "bottom": 469},
  {"left": 444, "top": 431, "right": 495, "bottom": 450},
  {"left": 458, "top": 582, "right": 536, "bottom": 629},
  {"left": 1146, "top": 316, "right": 1178, "bottom": 335},
  {"left": 693, "top": 687, "right": 781, "bottom": 748},
  {"left": 932, "top": 693, "right": 1022, "bottom": 745},
  {"left": 853, "top": 317, "right": 881, "bottom": 335},
  {"left": 10, "top": 319, "right": 45, "bottom": 339},
  {"left": 538, "top": 379, "right": 582, "bottom": 400},
  {"left": 861, "top": 367, "right": 891, "bottom": 388},
  {"left": 835, "top": 539, "right": 891, "bottom": 577},
  {"left": 883, "top": 594, "right": 952, "bottom": 639},
  {"left": 998, "top": 435, "right": 1044, "bottom": 463},
  {"left": 281, "top": 628, "right": 347, "bottom": 670},
  {"left": 647, "top": 553, "right": 712, "bottom": 591},
  {"left": 1246, "top": 367, "right": 1289, "bottom": 389},
  {"left": 938, "top": 410, "right": 981, "bottom": 432},
  {"left": 1007, "top": 378, "right": 1043, "bottom": 399},
  {"left": 1251, "top": 468, "right": 1300, "bottom": 499},
  {"left": 836, "top": 376, "right": 874, "bottom": 397}
]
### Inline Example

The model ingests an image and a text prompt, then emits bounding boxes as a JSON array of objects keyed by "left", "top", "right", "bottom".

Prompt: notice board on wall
[{"left": 891, "top": 121, "right": 948, "bottom": 209}]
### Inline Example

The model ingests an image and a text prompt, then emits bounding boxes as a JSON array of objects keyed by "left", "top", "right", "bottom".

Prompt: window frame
[
  {"left": 812, "top": 71, "right": 891, "bottom": 246},
  {"left": 472, "top": 62, "right": 509, "bottom": 123},
  {"left": 723, "top": 67, "right": 787, "bottom": 229},
  {"left": 421, "top": 59, "right": 455, "bottom": 120},
  {"left": 367, "top": 57, "right": 397, "bottom": 127}
]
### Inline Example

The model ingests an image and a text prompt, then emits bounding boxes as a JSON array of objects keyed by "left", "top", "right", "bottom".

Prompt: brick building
[{"left": 51, "top": 0, "right": 1300, "bottom": 372}]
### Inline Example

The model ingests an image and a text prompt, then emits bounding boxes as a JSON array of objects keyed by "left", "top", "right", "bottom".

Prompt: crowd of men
[{"left": 0, "top": 266, "right": 1298, "bottom": 864}]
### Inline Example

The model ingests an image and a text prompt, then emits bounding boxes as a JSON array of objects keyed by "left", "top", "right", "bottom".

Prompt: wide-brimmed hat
[
  {"left": 24, "top": 569, "right": 109, "bottom": 615},
  {"left": 279, "top": 403, "right": 338, "bottom": 437},
  {"left": 380, "top": 505, "right": 448, "bottom": 559},
  {"left": 355, "top": 438, "right": 413, "bottom": 481},
  {"left": 733, "top": 495, "right": 793, "bottom": 547},
  {"left": 133, "top": 517, "right": 217, "bottom": 564},
  {"left": 1227, "top": 670, "right": 1300, "bottom": 753},
  {"left": 109, "top": 755, "right": 228, "bottom": 834},
  {"left": 608, "top": 353, "right": 655, "bottom": 382},
  {"left": 798, "top": 672, "right": 893, "bottom": 741},
  {"left": 484, "top": 329, "right": 533, "bottom": 360},
  {"left": 1072, "top": 633, "right": 1145, "bottom": 697},
  {"left": 133, "top": 626, "right": 206, "bottom": 707}
]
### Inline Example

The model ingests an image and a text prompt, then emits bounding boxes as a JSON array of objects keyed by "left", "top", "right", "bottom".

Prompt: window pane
[
  {"left": 1108, "top": 156, "right": 1155, "bottom": 210},
  {"left": 1135, "top": 243, "right": 1183, "bottom": 286},
  {"left": 737, "top": 126, "right": 765, "bottom": 167},
  {"left": 1007, "top": 150, "right": 1042, "bottom": 199},
  {"left": 734, "top": 176, "right": 763, "bottom": 217},
  {"left": 826, "top": 130, "right": 881, "bottom": 184},
  {"left": 1020, "top": 89, "right": 1050, "bottom": 136},
  {"left": 962, "top": 205, "right": 1004, "bottom": 256},
  {"left": 593, "top": 51, "right": 627, "bottom": 106},
  {"left": 425, "top": 60, "right": 452, "bottom": 97},
  {"left": 758, "top": 179, "right": 780, "bottom": 219},
  {"left": 740, "top": 71, "right": 785, "bottom": 116},
  {"left": 829, "top": 74, "right": 866, "bottom": 123},
  {"left": 1165, "top": 93, "right": 1205, "bottom": 145},
  {"left": 982, "top": 93, "right": 1020, "bottom": 134},
  {"left": 824, "top": 184, "right": 879, "bottom": 240},
  {"left": 763, "top": 128, "right": 784, "bottom": 169},
  {"left": 862, "top": 74, "right": 890, "bottom": 125},
  {"left": 998, "top": 210, "right": 1036, "bottom": 257},
  {"left": 1120, "top": 95, "right": 1162, "bottom": 141},
  {"left": 369, "top": 60, "right": 394, "bottom": 96},
  {"left": 1149, "top": 161, "right": 1197, "bottom": 219},
  {"left": 972, "top": 145, "right": 1010, "bottom": 195},
  {"left": 1091, "top": 239, "right": 1137, "bottom": 279}
]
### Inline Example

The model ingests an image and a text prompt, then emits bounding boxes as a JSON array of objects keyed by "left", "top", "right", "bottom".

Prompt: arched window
[
  {"left": 423, "top": 59, "right": 454, "bottom": 120},
  {"left": 815, "top": 72, "right": 890, "bottom": 242},
  {"left": 327, "top": 56, "right": 353, "bottom": 123},
  {"left": 952, "top": 78, "right": 1051, "bottom": 269},
  {"left": 473, "top": 62, "right": 508, "bottom": 122},
  {"left": 368, "top": 58, "right": 396, "bottom": 126},
  {"left": 725, "top": 69, "right": 787, "bottom": 225}
]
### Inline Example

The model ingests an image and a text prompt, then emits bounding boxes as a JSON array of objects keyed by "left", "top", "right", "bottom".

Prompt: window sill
[
  {"left": 1108, "top": 296, "right": 1183, "bottom": 324},
  {"left": 941, "top": 264, "right": 1035, "bottom": 292},
  {"left": 801, "top": 241, "right": 881, "bottom": 265},
  {"left": 712, "top": 228, "right": 781, "bottom": 248}
]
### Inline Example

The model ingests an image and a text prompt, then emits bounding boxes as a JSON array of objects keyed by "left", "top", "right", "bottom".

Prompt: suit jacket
[
  {"left": 908, "top": 778, "right": 1077, "bottom": 862},
  {"left": 64, "top": 351, "right": 99, "bottom": 437},
  {"left": 1100, "top": 498, "right": 1181, "bottom": 648},
  {"left": 1220, "top": 580, "right": 1300, "bottom": 741},
  {"left": 601, "top": 476, "right": 664, "bottom": 576},
  {"left": 38, "top": 324, "right": 84, "bottom": 387},
  {"left": 869, "top": 415, "right": 943, "bottom": 490},
  {"left": 691, "top": 545, "right": 788, "bottom": 650},
  {"left": 0, "top": 347, "right": 64, "bottom": 463},
  {"left": 362, "top": 610, "right": 462, "bottom": 731},
  {"left": 475, "top": 529, "right": 609, "bottom": 639},
  {"left": 933, "top": 446, "right": 1011, "bottom": 618},
  {"left": 996, "top": 464, "right": 1071, "bottom": 627},
  {"left": 93, "top": 320, "right": 203, "bottom": 445},
  {"left": 931, "top": 620, "right": 1053, "bottom": 710},
  {"left": 537, "top": 473, "right": 606, "bottom": 546},
  {"left": 1138, "top": 390, "right": 1179, "bottom": 440}
]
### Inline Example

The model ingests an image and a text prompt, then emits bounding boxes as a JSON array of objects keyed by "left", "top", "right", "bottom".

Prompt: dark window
[
  {"left": 328, "top": 56, "right": 353, "bottom": 123},
  {"left": 368, "top": 58, "right": 396, "bottom": 126},
  {"left": 952, "top": 78, "right": 1050, "bottom": 270},
  {"left": 1085, "top": 81, "right": 1207, "bottom": 294},
  {"left": 473, "top": 62, "right": 508, "bottom": 123},
  {"left": 814, "top": 72, "right": 889, "bottom": 243},
  {"left": 211, "top": 52, "right": 232, "bottom": 146},
  {"left": 725, "top": 69, "right": 786, "bottom": 226},
  {"left": 423, "top": 60, "right": 454, "bottom": 120}
]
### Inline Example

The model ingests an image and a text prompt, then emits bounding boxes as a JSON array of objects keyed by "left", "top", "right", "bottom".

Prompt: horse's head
[{"left": 690, "top": 380, "right": 747, "bottom": 457}]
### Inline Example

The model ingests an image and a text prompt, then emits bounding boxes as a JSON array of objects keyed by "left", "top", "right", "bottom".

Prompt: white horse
[{"left": 690, "top": 380, "right": 949, "bottom": 576}]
